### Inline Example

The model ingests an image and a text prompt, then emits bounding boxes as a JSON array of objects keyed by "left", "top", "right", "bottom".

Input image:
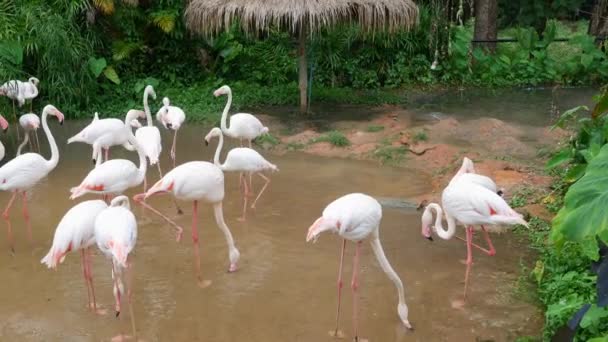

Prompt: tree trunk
[
  {"left": 589, "top": 0, "right": 608, "bottom": 38},
  {"left": 298, "top": 26, "right": 308, "bottom": 114},
  {"left": 473, "top": 0, "right": 498, "bottom": 53}
]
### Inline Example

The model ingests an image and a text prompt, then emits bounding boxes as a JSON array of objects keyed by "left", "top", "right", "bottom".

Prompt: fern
[
  {"left": 93, "top": 0, "right": 115, "bottom": 15},
  {"left": 150, "top": 10, "right": 176, "bottom": 33}
]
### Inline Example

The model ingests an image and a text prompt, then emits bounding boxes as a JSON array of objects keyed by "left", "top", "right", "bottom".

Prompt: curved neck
[
  {"left": 16, "top": 133, "right": 29, "bottom": 157},
  {"left": 369, "top": 237, "right": 407, "bottom": 311},
  {"left": 124, "top": 120, "right": 147, "bottom": 180},
  {"left": 220, "top": 89, "right": 232, "bottom": 132},
  {"left": 213, "top": 131, "right": 224, "bottom": 167},
  {"left": 427, "top": 203, "right": 457, "bottom": 240},
  {"left": 143, "top": 90, "right": 153, "bottom": 126},
  {"left": 42, "top": 108, "right": 59, "bottom": 170}
]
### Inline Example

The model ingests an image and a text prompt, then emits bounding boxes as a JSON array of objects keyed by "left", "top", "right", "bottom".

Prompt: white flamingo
[
  {"left": 204, "top": 127, "right": 278, "bottom": 221},
  {"left": 0, "top": 104, "right": 64, "bottom": 251},
  {"left": 94, "top": 196, "right": 138, "bottom": 341},
  {"left": 0, "top": 77, "right": 39, "bottom": 136},
  {"left": 135, "top": 85, "right": 164, "bottom": 182},
  {"left": 421, "top": 175, "right": 528, "bottom": 301},
  {"left": 133, "top": 137, "right": 240, "bottom": 286},
  {"left": 68, "top": 111, "right": 133, "bottom": 161},
  {"left": 41, "top": 200, "right": 108, "bottom": 313},
  {"left": 156, "top": 97, "right": 185, "bottom": 168},
  {"left": 0, "top": 114, "right": 9, "bottom": 161},
  {"left": 69, "top": 110, "right": 146, "bottom": 200},
  {"left": 306, "top": 193, "right": 413, "bottom": 340},
  {"left": 450, "top": 157, "right": 504, "bottom": 196},
  {"left": 17, "top": 113, "right": 41, "bottom": 155},
  {"left": 90, "top": 110, "right": 143, "bottom": 163}
]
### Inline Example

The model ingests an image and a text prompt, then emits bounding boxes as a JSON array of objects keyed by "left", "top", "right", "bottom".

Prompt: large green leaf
[
  {"left": 552, "top": 144, "right": 608, "bottom": 245},
  {"left": 552, "top": 105, "right": 589, "bottom": 129},
  {"left": 587, "top": 336, "right": 608, "bottom": 342},
  {"left": 103, "top": 66, "right": 120, "bottom": 84},
  {"left": 546, "top": 148, "right": 574, "bottom": 169},
  {"left": 592, "top": 89, "right": 608, "bottom": 119},
  {"left": 581, "top": 305, "right": 608, "bottom": 328},
  {"left": 0, "top": 40, "right": 23, "bottom": 66},
  {"left": 564, "top": 163, "right": 587, "bottom": 183},
  {"left": 87, "top": 57, "right": 107, "bottom": 78}
]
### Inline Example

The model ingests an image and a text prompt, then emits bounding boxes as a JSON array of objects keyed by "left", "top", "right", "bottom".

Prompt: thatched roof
[{"left": 185, "top": 0, "right": 419, "bottom": 36}]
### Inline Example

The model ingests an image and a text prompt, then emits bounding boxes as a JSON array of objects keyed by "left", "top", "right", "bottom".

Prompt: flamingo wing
[
  {"left": 135, "top": 126, "right": 162, "bottom": 164},
  {"left": 71, "top": 160, "right": 139, "bottom": 198},
  {"left": 0, "top": 153, "right": 48, "bottom": 190}
]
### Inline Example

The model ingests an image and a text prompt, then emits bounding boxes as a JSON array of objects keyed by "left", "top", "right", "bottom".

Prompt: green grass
[
  {"left": 286, "top": 142, "right": 306, "bottom": 151},
  {"left": 373, "top": 145, "right": 407, "bottom": 165},
  {"left": 366, "top": 125, "right": 385, "bottom": 132},
  {"left": 310, "top": 130, "right": 350, "bottom": 147},
  {"left": 255, "top": 133, "right": 280, "bottom": 147},
  {"left": 412, "top": 131, "right": 428, "bottom": 143}
]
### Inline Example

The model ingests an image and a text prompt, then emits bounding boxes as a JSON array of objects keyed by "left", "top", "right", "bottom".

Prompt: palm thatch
[{"left": 185, "top": 0, "right": 419, "bottom": 36}]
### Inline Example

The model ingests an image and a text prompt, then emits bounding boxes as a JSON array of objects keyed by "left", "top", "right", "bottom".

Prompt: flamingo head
[
  {"left": 0, "top": 115, "right": 8, "bottom": 132},
  {"left": 29, "top": 77, "right": 40, "bottom": 86},
  {"left": 204, "top": 127, "right": 222, "bottom": 146},
  {"left": 130, "top": 119, "right": 142, "bottom": 129},
  {"left": 306, "top": 217, "right": 339, "bottom": 243},
  {"left": 144, "top": 85, "right": 156, "bottom": 100},
  {"left": 213, "top": 85, "right": 230, "bottom": 97},
  {"left": 461, "top": 157, "right": 475, "bottom": 174},
  {"left": 125, "top": 109, "right": 145, "bottom": 123},
  {"left": 421, "top": 206, "right": 434, "bottom": 241},
  {"left": 45, "top": 105, "right": 64, "bottom": 125},
  {"left": 162, "top": 97, "right": 170, "bottom": 107}
]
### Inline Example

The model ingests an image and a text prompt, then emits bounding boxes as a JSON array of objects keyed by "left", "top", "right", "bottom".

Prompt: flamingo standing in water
[
  {"left": 214, "top": 85, "right": 269, "bottom": 190},
  {"left": 94, "top": 196, "right": 138, "bottom": 341},
  {"left": 306, "top": 193, "right": 413, "bottom": 340},
  {"left": 156, "top": 97, "right": 185, "bottom": 168},
  {"left": 41, "top": 200, "right": 108, "bottom": 313},
  {"left": 449, "top": 157, "right": 504, "bottom": 196},
  {"left": 0, "top": 114, "right": 10, "bottom": 161},
  {"left": 135, "top": 85, "right": 164, "bottom": 184},
  {"left": 204, "top": 127, "right": 278, "bottom": 221},
  {"left": 68, "top": 111, "right": 132, "bottom": 161},
  {"left": 70, "top": 110, "right": 147, "bottom": 201},
  {"left": 17, "top": 113, "right": 41, "bottom": 155},
  {"left": 0, "top": 104, "right": 64, "bottom": 251},
  {"left": 0, "top": 77, "right": 39, "bottom": 138},
  {"left": 133, "top": 137, "right": 240, "bottom": 286},
  {"left": 421, "top": 175, "right": 528, "bottom": 302}
]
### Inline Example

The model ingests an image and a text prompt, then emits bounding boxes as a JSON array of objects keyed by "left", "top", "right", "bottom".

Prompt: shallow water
[{"left": 0, "top": 122, "right": 541, "bottom": 341}]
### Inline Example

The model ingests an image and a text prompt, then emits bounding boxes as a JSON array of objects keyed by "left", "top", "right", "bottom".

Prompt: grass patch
[
  {"left": 310, "top": 130, "right": 350, "bottom": 147},
  {"left": 509, "top": 187, "right": 537, "bottom": 208},
  {"left": 286, "top": 142, "right": 305, "bottom": 151},
  {"left": 373, "top": 145, "right": 407, "bottom": 165},
  {"left": 255, "top": 133, "right": 280, "bottom": 147},
  {"left": 412, "top": 131, "right": 428, "bottom": 143},
  {"left": 366, "top": 125, "right": 385, "bottom": 133}
]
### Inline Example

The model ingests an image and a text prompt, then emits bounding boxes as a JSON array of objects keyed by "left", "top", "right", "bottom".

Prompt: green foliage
[
  {"left": 366, "top": 125, "right": 384, "bottom": 133},
  {"left": 373, "top": 145, "right": 407, "bottom": 165},
  {"left": 412, "top": 131, "right": 428, "bottom": 143},
  {"left": 255, "top": 133, "right": 279, "bottom": 147},
  {"left": 310, "top": 130, "right": 350, "bottom": 147}
]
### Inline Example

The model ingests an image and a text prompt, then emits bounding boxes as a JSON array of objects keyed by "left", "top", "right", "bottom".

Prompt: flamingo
[
  {"left": 94, "top": 196, "right": 138, "bottom": 341},
  {"left": 420, "top": 176, "right": 528, "bottom": 302},
  {"left": 67, "top": 111, "right": 132, "bottom": 161},
  {"left": 0, "top": 114, "right": 9, "bottom": 161},
  {"left": 204, "top": 127, "right": 278, "bottom": 221},
  {"left": 0, "top": 104, "right": 64, "bottom": 251},
  {"left": 214, "top": 84, "right": 269, "bottom": 189},
  {"left": 132, "top": 138, "right": 240, "bottom": 286},
  {"left": 306, "top": 193, "right": 413, "bottom": 340},
  {"left": 90, "top": 111, "right": 144, "bottom": 165},
  {"left": 0, "top": 77, "right": 39, "bottom": 137},
  {"left": 17, "top": 113, "right": 41, "bottom": 155},
  {"left": 156, "top": 97, "right": 185, "bottom": 168},
  {"left": 40, "top": 199, "right": 108, "bottom": 313},
  {"left": 450, "top": 157, "right": 504, "bottom": 196},
  {"left": 69, "top": 110, "right": 147, "bottom": 201},
  {"left": 135, "top": 85, "right": 164, "bottom": 183}
]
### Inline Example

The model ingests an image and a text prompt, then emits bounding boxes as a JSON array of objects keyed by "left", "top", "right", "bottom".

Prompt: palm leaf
[
  {"left": 93, "top": 0, "right": 115, "bottom": 15},
  {"left": 150, "top": 11, "right": 176, "bottom": 33}
]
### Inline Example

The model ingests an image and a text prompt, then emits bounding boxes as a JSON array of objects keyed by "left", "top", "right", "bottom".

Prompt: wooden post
[
  {"left": 298, "top": 24, "right": 308, "bottom": 114},
  {"left": 473, "top": 0, "right": 498, "bottom": 53}
]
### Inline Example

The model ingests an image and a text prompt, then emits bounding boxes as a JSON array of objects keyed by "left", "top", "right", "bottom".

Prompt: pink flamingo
[
  {"left": 41, "top": 199, "right": 108, "bottom": 313},
  {"left": 0, "top": 77, "right": 39, "bottom": 139},
  {"left": 156, "top": 97, "right": 185, "bottom": 168},
  {"left": 132, "top": 141, "right": 240, "bottom": 287},
  {"left": 18, "top": 113, "right": 41, "bottom": 153},
  {"left": 0, "top": 114, "right": 9, "bottom": 161},
  {"left": 94, "top": 196, "right": 138, "bottom": 341},
  {"left": 0, "top": 104, "right": 64, "bottom": 251},
  {"left": 204, "top": 127, "right": 278, "bottom": 221},
  {"left": 135, "top": 85, "right": 164, "bottom": 182},
  {"left": 69, "top": 110, "right": 147, "bottom": 201},
  {"left": 449, "top": 157, "right": 504, "bottom": 196},
  {"left": 421, "top": 175, "right": 528, "bottom": 301},
  {"left": 68, "top": 111, "right": 133, "bottom": 162},
  {"left": 306, "top": 193, "right": 413, "bottom": 340}
]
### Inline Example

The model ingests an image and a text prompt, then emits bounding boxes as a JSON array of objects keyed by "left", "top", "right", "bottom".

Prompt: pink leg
[
  {"left": 126, "top": 260, "right": 137, "bottom": 340},
  {"left": 455, "top": 226, "right": 496, "bottom": 256},
  {"left": 171, "top": 130, "right": 178, "bottom": 168},
  {"left": 3, "top": 191, "right": 18, "bottom": 253},
  {"left": 21, "top": 191, "right": 32, "bottom": 243},
  {"left": 157, "top": 163, "right": 163, "bottom": 179},
  {"left": 463, "top": 226, "right": 474, "bottom": 300},
  {"left": 191, "top": 200, "right": 207, "bottom": 287},
  {"left": 112, "top": 261, "right": 122, "bottom": 316},
  {"left": 238, "top": 175, "right": 248, "bottom": 222},
  {"left": 34, "top": 130, "right": 41, "bottom": 153},
  {"left": 352, "top": 241, "right": 362, "bottom": 341},
  {"left": 85, "top": 248, "right": 100, "bottom": 313},
  {"left": 248, "top": 140, "right": 253, "bottom": 189},
  {"left": 13, "top": 100, "right": 19, "bottom": 141},
  {"left": 81, "top": 249, "right": 92, "bottom": 310},
  {"left": 27, "top": 132, "right": 33, "bottom": 152},
  {"left": 331, "top": 239, "right": 347, "bottom": 338},
  {"left": 251, "top": 173, "right": 270, "bottom": 209},
  {"left": 133, "top": 194, "right": 183, "bottom": 241}
]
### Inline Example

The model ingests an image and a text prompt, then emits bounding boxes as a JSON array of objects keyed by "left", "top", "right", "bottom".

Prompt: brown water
[{"left": 0, "top": 122, "right": 541, "bottom": 341}]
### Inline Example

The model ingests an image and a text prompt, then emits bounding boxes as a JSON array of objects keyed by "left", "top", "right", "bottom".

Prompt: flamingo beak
[
  {"left": 205, "top": 139, "right": 209, "bottom": 146},
  {"left": 213, "top": 90, "right": 221, "bottom": 97},
  {"left": 426, "top": 236, "right": 433, "bottom": 242},
  {"left": 92, "top": 159, "right": 96, "bottom": 165}
]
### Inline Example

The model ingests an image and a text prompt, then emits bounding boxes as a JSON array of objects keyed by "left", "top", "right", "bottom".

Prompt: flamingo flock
[{"left": 0, "top": 78, "right": 529, "bottom": 341}]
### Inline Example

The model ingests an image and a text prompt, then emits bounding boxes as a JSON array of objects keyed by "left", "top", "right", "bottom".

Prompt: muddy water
[{"left": 0, "top": 122, "right": 540, "bottom": 341}]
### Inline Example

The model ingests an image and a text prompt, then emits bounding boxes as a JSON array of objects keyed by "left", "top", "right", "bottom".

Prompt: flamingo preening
[
  {"left": 135, "top": 85, "right": 164, "bottom": 183},
  {"left": 0, "top": 77, "right": 39, "bottom": 139},
  {"left": 18, "top": 113, "right": 41, "bottom": 153},
  {"left": 68, "top": 111, "right": 133, "bottom": 162},
  {"left": 204, "top": 127, "right": 278, "bottom": 221},
  {"left": 306, "top": 193, "right": 413, "bottom": 341},
  {"left": 156, "top": 97, "right": 185, "bottom": 168},
  {"left": 0, "top": 104, "right": 63, "bottom": 251}
]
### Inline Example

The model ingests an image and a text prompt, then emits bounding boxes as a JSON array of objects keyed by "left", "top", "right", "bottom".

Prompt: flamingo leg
[
  {"left": 27, "top": 132, "right": 33, "bottom": 152},
  {"left": 352, "top": 241, "right": 362, "bottom": 341},
  {"left": 248, "top": 140, "right": 253, "bottom": 189},
  {"left": 133, "top": 194, "right": 183, "bottom": 241},
  {"left": 463, "top": 226, "right": 474, "bottom": 301},
  {"left": 13, "top": 100, "right": 20, "bottom": 141},
  {"left": 85, "top": 248, "right": 99, "bottom": 312},
  {"left": 34, "top": 129, "right": 41, "bottom": 153},
  {"left": 238, "top": 174, "right": 249, "bottom": 222},
  {"left": 81, "top": 249, "right": 93, "bottom": 310},
  {"left": 331, "top": 239, "right": 347, "bottom": 338},
  {"left": 251, "top": 173, "right": 270, "bottom": 209},
  {"left": 21, "top": 191, "right": 32, "bottom": 243},
  {"left": 170, "top": 129, "right": 178, "bottom": 168},
  {"left": 126, "top": 260, "right": 137, "bottom": 341},
  {"left": 454, "top": 226, "right": 496, "bottom": 256},
  {"left": 191, "top": 200, "right": 206, "bottom": 287},
  {"left": 3, "top": 191, "right": 18, "bottom": 252},
  {"left": 156, "top": 163, "right": 163, "bottom": 179},
  {"left": 112, "top": 261, "right": 122, "bottom": 316}
]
